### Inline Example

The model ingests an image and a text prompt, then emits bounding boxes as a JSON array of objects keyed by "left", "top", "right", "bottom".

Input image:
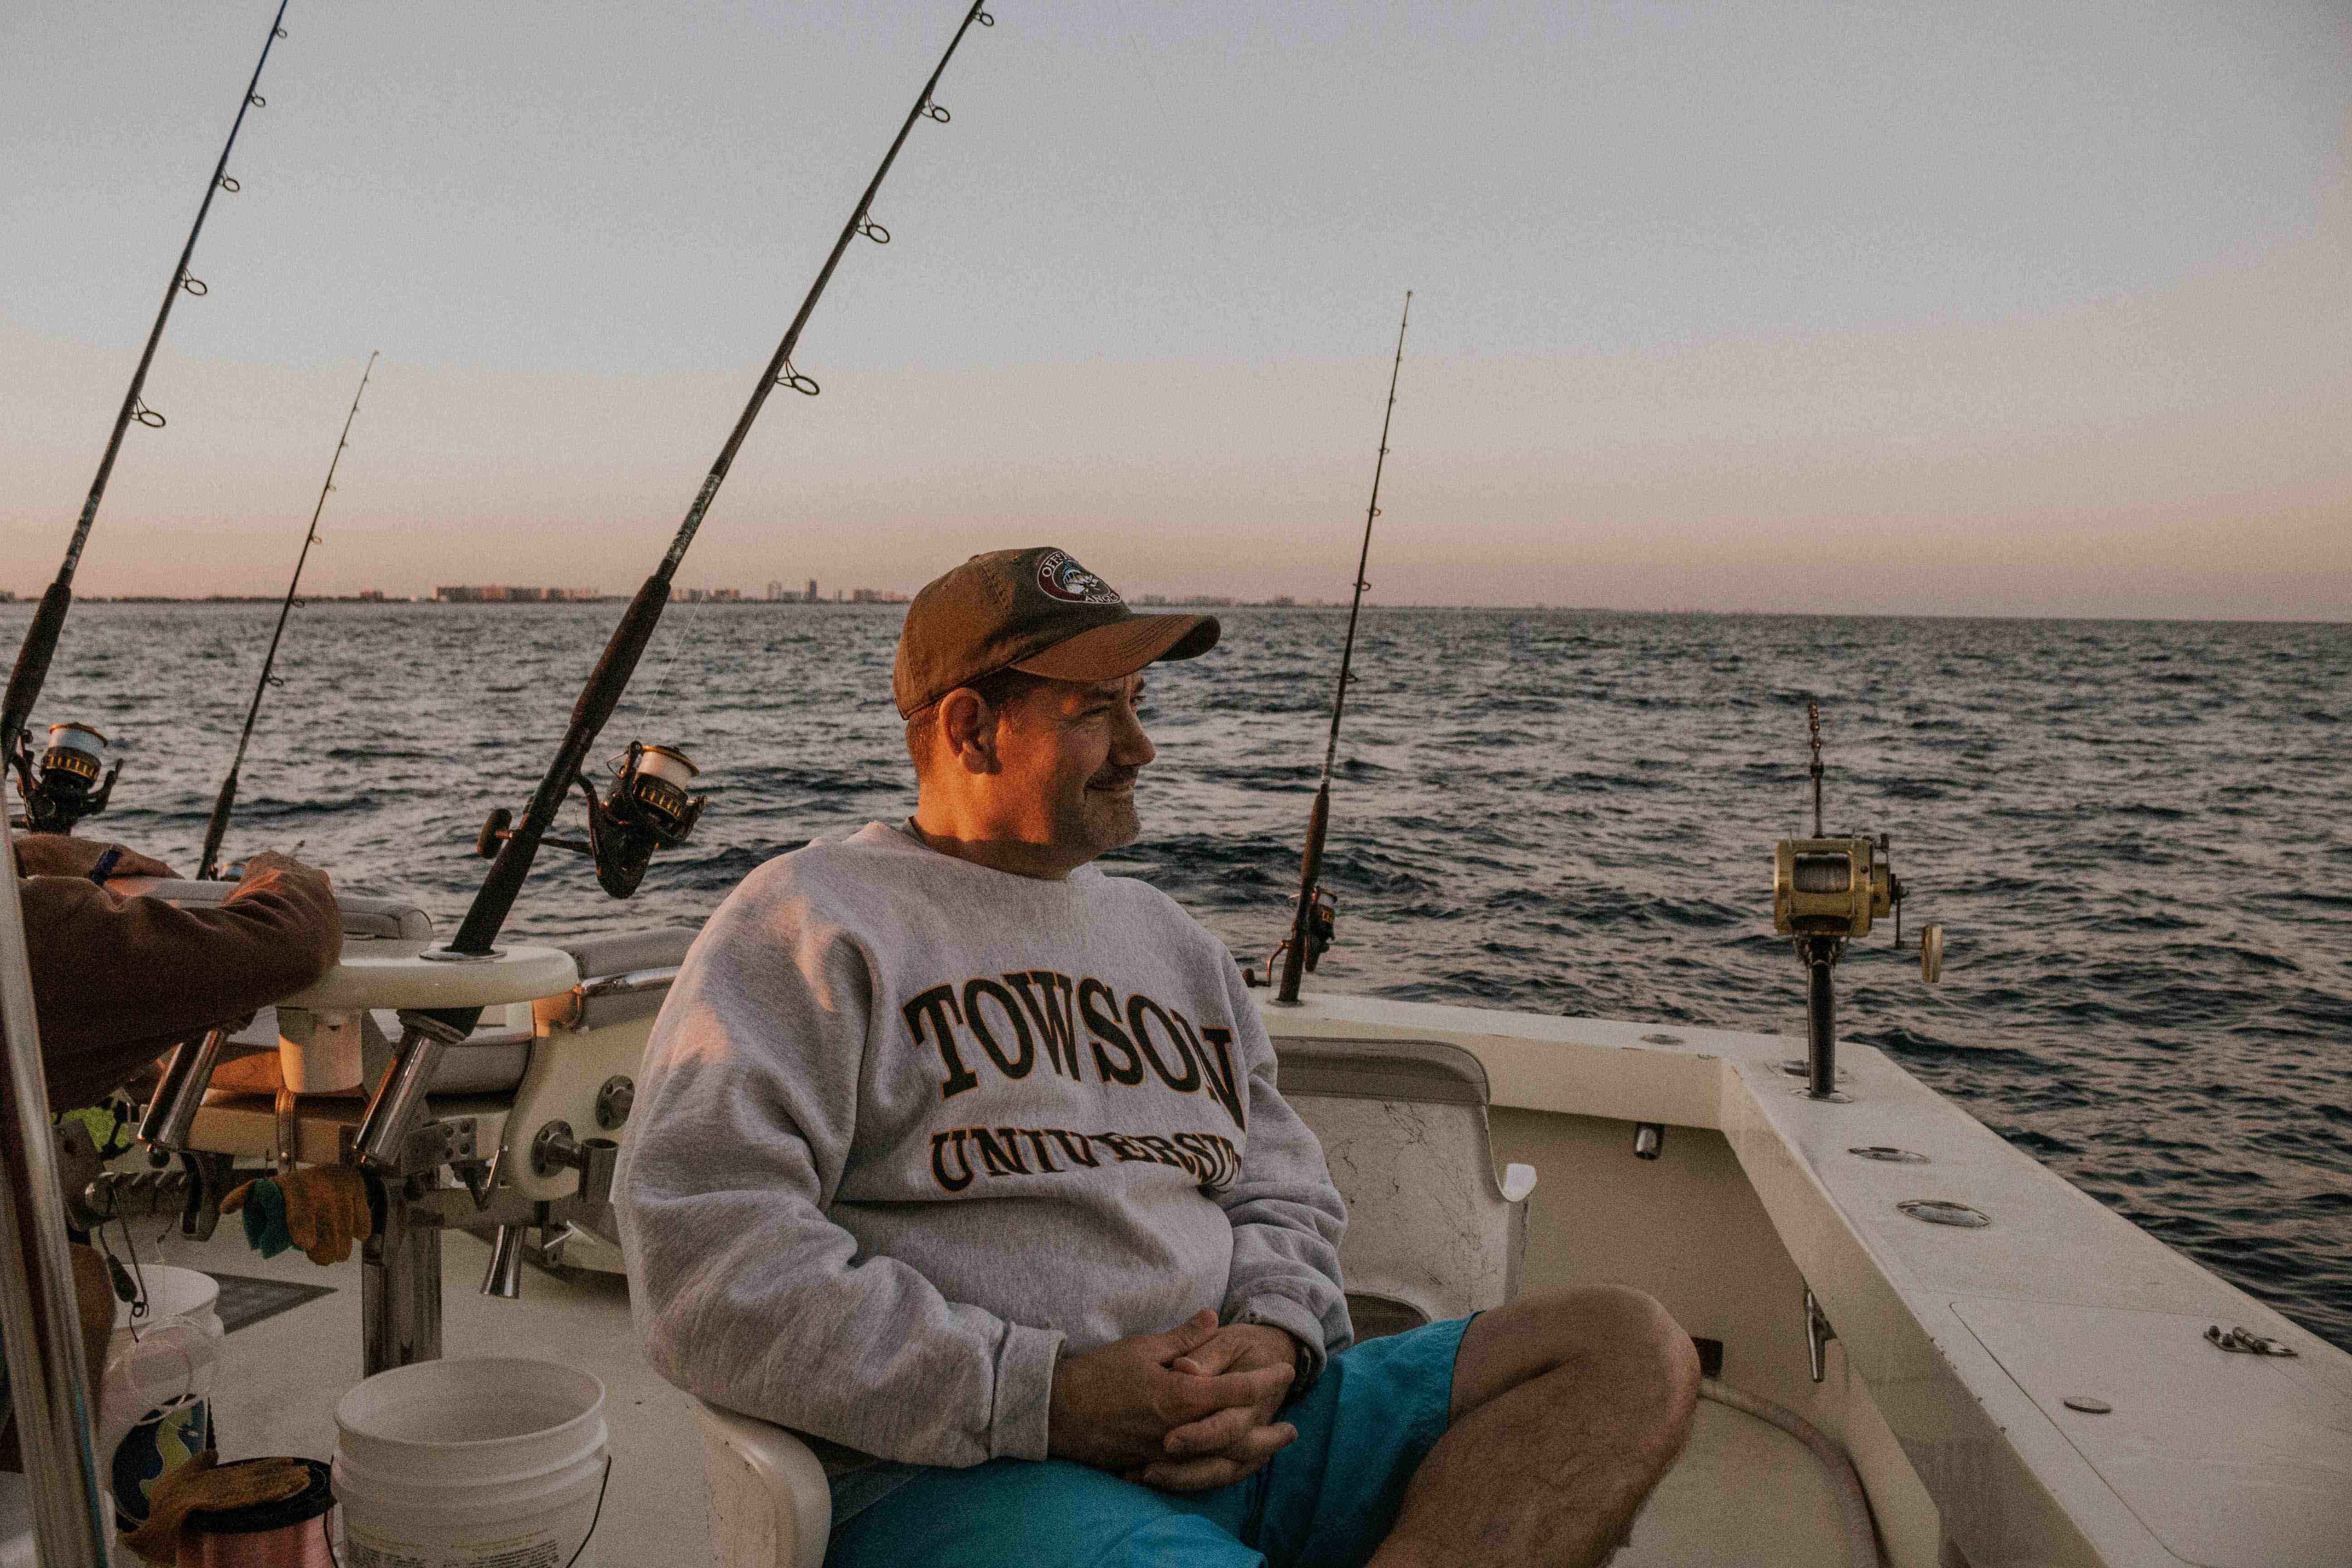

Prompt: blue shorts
[{"left": 828, "top": 1316, "right": 1471, "bottom": 1568}]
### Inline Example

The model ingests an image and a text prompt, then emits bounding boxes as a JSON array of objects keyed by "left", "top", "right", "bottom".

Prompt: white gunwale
[{"left": 1268, "top": 990, "right": 2352, "bottom": 1568}]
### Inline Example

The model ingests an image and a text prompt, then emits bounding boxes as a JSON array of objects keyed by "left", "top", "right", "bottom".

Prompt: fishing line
[
  {"left": 627, "top": 587, "right": 710, "bottom": 745},
  {"left": 1270, "top": 290, "right": 1413, "bottom": 1004},
  {"left": 198, "top": 350, "right": 380, "bottom": 879}
]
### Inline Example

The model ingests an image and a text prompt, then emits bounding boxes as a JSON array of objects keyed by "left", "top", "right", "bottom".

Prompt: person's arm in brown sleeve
[
  {"left": 10, "top": 833, "right": 177, "bottom": 882},
  {"left": 20, "top": 850, "right": 342, "bottom": 1108}
]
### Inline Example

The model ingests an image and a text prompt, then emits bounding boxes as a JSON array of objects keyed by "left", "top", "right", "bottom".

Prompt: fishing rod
[
  {"left": 1270, "top": 290, "right": 1412, "bottom": 1005},
  {"left": 348, "top": 0, "right": 999, "bottom": 1174},
  {"left": 4, "top": 0, "right": 294, "bottom": 836},
  {"left": 196, "top": 351, "right": 379, "bottom": 881}
]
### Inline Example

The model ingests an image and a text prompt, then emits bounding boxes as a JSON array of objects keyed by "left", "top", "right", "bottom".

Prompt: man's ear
[{"left": 937, "top": 687, "right": 1000, "bottom": 774}]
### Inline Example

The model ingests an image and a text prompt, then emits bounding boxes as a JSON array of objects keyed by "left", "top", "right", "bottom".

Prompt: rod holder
[
  {"left": 138, "top": 1026, "right": 228, "bottom": 1152},
  {"left": 532, "top": 1121, "right": 618, "bottom": 1206},
  {"left": 480, "top": 1222, "right": 526, "bottom": 1299},
  {"left": 353, "top": 1016, "right": 463, "bottom": 1172}
]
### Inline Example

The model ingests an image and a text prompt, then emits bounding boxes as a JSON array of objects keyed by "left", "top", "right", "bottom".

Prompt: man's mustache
[{"left": 1086, "top": 765, "right": 1140, "bottom": 792}]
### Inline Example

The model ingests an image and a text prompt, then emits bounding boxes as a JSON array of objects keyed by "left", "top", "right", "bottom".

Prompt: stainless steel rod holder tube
[
  {"left": 0, "top": 816, "right": 113, "bottom": 1566},
  {"left": 480, "top": 1221, "right": 526, "bottom": 1298},
  {"left": 136, "top": 1025, "right": 227, "bottom": 1152},
  {"left": 353, "top": 1022, "right": 452, "bottom": 1172}
]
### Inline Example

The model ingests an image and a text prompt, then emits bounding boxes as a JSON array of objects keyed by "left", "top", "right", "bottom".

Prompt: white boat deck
[
  {"left": 142, "top": 1224, "right": 704, "bottom": 1565},
  {"left": 143, "top": 1223, "right": 1855, "bottom": 1567}
]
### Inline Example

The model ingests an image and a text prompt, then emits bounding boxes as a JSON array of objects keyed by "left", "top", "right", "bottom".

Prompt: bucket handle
[
  {"left": 323, "top": 1455, "right": 610, "bottom": 1568},
  {"left": 564, "top": 1454, "right": 613, "bottom": 1568}
]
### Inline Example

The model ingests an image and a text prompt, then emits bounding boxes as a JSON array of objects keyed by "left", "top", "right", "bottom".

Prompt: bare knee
[{"left": 1456, "top": 1286, "right": 1700, "bottom": 1442}]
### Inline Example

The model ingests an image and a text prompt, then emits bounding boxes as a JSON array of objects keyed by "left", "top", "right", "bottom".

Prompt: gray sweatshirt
[{"left": 615, "top": 822, "right": 1350, "bottom": 1470}]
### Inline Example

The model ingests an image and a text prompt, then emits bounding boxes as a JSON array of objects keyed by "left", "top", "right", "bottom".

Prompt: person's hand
[
  {"left": 1047, "top": 1309, "right": 1295, "bottom": 1480},
  {"left": 11, "top": 833, "right": 176, "bottom": 881},
  {"left": 1132, "top": 1322, "right": 1303, "bottom": 1491}
]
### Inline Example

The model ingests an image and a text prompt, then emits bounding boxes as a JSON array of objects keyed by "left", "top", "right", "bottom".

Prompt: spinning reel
[
  {"left": 477, "top": 741, "right": 705, "bottom": 899},
  {"left": 1245, "top": 887, "right": 1336, "bottom": 989},
  {"left": 11, "top": 721, "right": 120, "bottom": 834},
  {"left": 1770, "top": 703, "right": 1942, "bottom": 1100}
]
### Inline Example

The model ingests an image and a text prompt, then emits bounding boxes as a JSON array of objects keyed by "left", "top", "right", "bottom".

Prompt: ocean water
[{"left": 10, "top": 600, "right": 2348, "bottom": 1349}]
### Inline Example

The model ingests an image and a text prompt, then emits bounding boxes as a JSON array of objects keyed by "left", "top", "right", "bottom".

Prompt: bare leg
[{"left": 1369, "top": 1286, "right": 1700, "bottom": 1568}]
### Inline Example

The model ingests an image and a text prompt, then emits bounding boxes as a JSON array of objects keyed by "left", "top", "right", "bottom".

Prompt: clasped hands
[{"left": 1047, "top": 1309, "right": 1301, "bottom": 1492}]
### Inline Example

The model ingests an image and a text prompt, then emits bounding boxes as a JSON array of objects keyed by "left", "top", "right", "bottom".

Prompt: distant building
[
  {"left": 766, "top": 581, "right": 784, "bottom": 601},
  {"left": 807, "top": 578, "right": 819, "bottom": 603},
  {"left": 710, "top": 588, "right": 743, "bottom": 602},
  {"left": 357, "top": 589, "right": 387, "bottom": 602},
  {"left": 1270, "top": 595, "right": 1295, "bottom": 607},
  {"left": 436, "top": 585, "right": 596, "bottom": 603}
]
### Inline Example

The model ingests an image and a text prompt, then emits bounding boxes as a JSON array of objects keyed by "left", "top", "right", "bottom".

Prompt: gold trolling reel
[
  {"left": 1772, "top": 702, "right": 1943, "bottom": 1101},
  {"left": 477, "top": 741, "right": 706, "bottom": 899},
  {"left": 1772, "top": 833, "right": 1944, "bottom": 982},
  {"left": 12, "top": 721, "right": 121, "bottom": 834}
]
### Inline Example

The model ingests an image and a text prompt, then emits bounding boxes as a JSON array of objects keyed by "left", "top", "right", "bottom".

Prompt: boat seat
[
  {"left": 534, "top": 926, "right": 701, "bottom": 1033},
  {"left": 1270, "top": 1034, "right": 1537, "bottom": 1331},
  {"left": 692, "top": 1032, "right": 1535, "bottom": 1568}
]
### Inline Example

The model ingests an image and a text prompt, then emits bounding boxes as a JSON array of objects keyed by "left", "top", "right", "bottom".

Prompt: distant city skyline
[{"left": 3, "top": 1, "right": 2346, "bottom": 621}]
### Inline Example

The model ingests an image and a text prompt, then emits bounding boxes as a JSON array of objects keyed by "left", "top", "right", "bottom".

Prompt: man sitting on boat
[{"left": 619, "top": 546, "right": 1698, "bottom": 1568}]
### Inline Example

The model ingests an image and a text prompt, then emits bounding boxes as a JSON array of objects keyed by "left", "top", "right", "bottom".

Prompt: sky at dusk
[{"left": 4, "top": 0, "right": 2347, "bottom": 618}]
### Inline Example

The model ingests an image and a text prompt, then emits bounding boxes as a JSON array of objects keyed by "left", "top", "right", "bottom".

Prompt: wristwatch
[
  {"left": 1233, "top": 1309, "right": 1319, "bottom": 1405},
  {"left": 1281, "top": 1330, "right": 1318, "bottom": 1407}
]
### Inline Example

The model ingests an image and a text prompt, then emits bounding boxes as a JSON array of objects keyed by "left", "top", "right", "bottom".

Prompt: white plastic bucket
[
  {"left": 110, "top": 1262, "right": 223, "bottom": 1337},
  {"left": 333, "top": 1357, "right": 609, "bottom": 1568},
  {"left": 101, "top": 1264, "right": 225, "bottom": 1527}
]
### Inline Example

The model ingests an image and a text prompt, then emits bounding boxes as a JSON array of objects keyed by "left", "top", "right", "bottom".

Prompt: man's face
[{"left": 994, "top": 672, "right": 1156, "bottom": 865}]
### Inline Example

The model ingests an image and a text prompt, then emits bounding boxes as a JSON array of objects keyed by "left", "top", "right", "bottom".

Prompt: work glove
[
  {"left": 121, "top": 1451, "right": 314, "bottom": 1564},
  {"left": 220, "top": 1162, "right": 377, "bottom": 1264}
]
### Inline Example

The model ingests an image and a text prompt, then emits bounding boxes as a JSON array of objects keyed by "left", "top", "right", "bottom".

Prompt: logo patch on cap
[{"left": 1034, "top": 549, "right": 1122, "bottom": 606}]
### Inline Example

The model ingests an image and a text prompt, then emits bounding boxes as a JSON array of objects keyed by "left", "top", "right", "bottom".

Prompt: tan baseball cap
[{"left": 893, "top": 547, "right": 1220, "bottom": 717}]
